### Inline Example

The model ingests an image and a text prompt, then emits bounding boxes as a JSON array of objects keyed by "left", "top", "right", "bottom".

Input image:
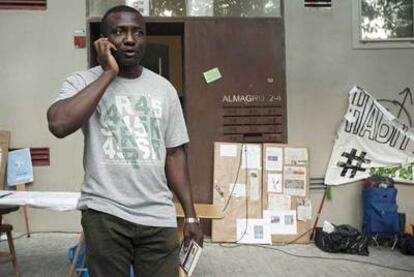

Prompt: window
[
  {"left": 352, "top": 0, "right": 414, "bottom": 48},
  {"left": 0, "top": 0, "right": 46, "bottom": 10}
]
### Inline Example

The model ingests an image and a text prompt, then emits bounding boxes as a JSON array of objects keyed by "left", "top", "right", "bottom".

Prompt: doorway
[{"left": 87, "top": 18, "right": 286, "bottom": 235}]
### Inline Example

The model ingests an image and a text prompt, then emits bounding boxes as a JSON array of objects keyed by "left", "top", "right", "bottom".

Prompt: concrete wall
[
  {"left": 285, "top": 0, "right": 414, "bottom": 227},
  {"left": 0, "top": 0, "right": 413, "bottom": 232},
  {"left": 0, "top": 0, "right": 86, "bottom": 231}
]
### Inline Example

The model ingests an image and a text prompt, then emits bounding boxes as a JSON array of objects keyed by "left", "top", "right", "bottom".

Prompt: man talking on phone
[{"left": 47, "top": 5, "right": 203, "bottom": 277}]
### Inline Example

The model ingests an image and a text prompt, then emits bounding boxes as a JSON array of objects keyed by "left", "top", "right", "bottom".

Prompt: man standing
[{"left": 47, "top": 5, "right": 202, "bottom": 277}]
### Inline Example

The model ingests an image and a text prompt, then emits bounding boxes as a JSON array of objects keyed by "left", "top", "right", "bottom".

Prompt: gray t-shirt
[{"left": 57, "top": 66, "right": 189, "bottom": 227}]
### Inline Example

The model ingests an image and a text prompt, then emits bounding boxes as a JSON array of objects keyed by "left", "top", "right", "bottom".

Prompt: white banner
[{"left": 325, "top": 86, "right": 414, "bottom": 185}]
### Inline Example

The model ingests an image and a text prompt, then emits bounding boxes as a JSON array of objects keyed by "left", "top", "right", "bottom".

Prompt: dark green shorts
[{"left": 81, "top": 209, "right": 179, "bottom": 277}]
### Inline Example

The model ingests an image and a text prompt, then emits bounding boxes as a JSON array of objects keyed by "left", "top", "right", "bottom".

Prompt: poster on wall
[
  {"left": 284, "top": 148, "right": 308, "bottom": 166},
  {"left": 284, "top": 166, "right": 307, "bottom": 196},
  {"left": 268, "top": 193, "right": 291, "bottom": 211},
  {"left": 266, "top": 147, "right": 283, "bottom": 171},
  {"left": 7, "top": 148, "right": 34, "bottom": 186},
  {"left": 241, "top": 144, "right": 261, "bottom": 169},
  {"left": 236, "top": 218, "right": 271, "bottom": 244},
  {"left": 263, "top": 210, "right": 297, "bottom": 235},
  {"left": 325, "top": 86, "right": 414, "bottom": 185},
  {"left": 267, "top": 173, "right": 282, "bottom": 193},
  {"left": 297, "top": 199, "right": 312, "bottom": 221}
]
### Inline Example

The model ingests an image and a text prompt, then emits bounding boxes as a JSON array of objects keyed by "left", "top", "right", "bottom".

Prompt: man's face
[{"left": 105, "top": 11, "right": 146, "bottom": 67}]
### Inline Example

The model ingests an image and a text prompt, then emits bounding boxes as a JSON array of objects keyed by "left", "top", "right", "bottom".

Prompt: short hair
[{"left": 100, "top": 5, "right": 143, "bottom": 36}]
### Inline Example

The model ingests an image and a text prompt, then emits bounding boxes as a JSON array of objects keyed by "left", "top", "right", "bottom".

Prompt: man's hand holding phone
[{"left": 94, "top": 37, "right": 119, "bottom": 76}]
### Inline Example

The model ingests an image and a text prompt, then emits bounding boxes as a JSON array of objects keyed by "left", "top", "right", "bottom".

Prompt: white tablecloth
[{"left": 0, "top": 191, "right": 80, "bottom": 211}]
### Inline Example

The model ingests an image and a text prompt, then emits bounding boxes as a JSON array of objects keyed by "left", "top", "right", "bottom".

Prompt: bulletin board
[
  {"left": 212, "top": 142, "right": 312, "bottom": 244},
  {"left": 0, "top": 130, "right": 10, "bottom": 190},
  {"left": 263, "top": 144, "right": 311, "bottom": 244},
  {"left": 211, "top": 142, "right": 263, "bottom": 242}
]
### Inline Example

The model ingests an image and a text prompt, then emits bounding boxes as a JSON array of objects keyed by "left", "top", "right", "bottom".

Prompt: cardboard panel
[
  {"left": 263, "top": 144, "right": 311, "bottom": 244},
  {"left": 0, "top": 130, "right": 10, "bottom": 190},
  {"left": 212, "top": 142, "right": 262, "bottom": 242}
]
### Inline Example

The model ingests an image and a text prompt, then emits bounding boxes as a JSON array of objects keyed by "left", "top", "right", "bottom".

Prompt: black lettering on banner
[
  {"left": 337, "top": 148, "right": 371, "bottom": 178},
  {"left": 344, "top": 89, "right": 414, "bottom": 153},
  {"left": 353, "top": 94, "right": 369, "bottom": 135}
]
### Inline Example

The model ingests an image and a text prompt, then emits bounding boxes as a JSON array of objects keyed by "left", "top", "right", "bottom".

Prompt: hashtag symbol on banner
[{"left": 337, "top": 148, "right": 371, "bottom": 178}]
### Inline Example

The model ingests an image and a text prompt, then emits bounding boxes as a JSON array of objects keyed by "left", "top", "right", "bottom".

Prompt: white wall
[
  {"left": 285, "top": 0, "right": 414, "bottom": 227},
  {"left": 0, "top": 0, "right": 413, "bottom": 232},
  {"left": 0, "top": 0, "right": 87, "bottom": 231}
]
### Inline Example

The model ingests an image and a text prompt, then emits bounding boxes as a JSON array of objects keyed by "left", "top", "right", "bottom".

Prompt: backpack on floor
[{"left": 362, "top": 187, "right": 401, "bottom": 235}]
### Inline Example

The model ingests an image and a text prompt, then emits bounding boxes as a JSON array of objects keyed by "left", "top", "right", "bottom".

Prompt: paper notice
[
  {"left": 284, "top": 148, "right": 308, "bottom": 165},
  {"left": 229, "top": 183, "right": 246, "bottom": 198},
  {"left": 241, "top": 144, "right": 261, "bottom": 169},
  {"left": 297, "top": 199, "right": 312, "bottom": 221},
  {"left": 266, "top": 147, "right": 283, "bottom": 171},
  {"left": 263, "top": 210, "right": 297, "bottom": 235},
  {"left": 236, "top": 218, "right": 271, "bottom": 244},
  {"left": 267, "top": 173, "right": 282, "bottom": 193},
  {"left": 203, "top": 67, "right": 222, "bottom": 84},
  {"left": 220, "top": 144, "right": 238, "bottom": 157},
  {"left": 249, "top": 171, "right": 260, "bottom": 201},
  {"left": 284, "top": 166, "right": 307, "bottom": 196},
  {"left": 268, "top": 193, "right": 291, "bottom": 210}
]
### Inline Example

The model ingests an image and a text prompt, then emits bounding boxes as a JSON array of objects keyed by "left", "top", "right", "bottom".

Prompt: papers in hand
[{"left": 179, "top": 240, "right": 202, "bottom": 276}]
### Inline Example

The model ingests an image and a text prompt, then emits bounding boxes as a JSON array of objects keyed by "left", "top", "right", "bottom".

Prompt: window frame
[{"left": 352, "top": 0, "right": 414, "bottom": 49}]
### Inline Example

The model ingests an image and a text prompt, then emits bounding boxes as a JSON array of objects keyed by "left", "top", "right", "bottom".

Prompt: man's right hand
[
  {"left": 94, "top": 37, "right": 119, "bottom": 76},
  {"left": 48, "top": 38, "right": 120, "bottom": 138}
]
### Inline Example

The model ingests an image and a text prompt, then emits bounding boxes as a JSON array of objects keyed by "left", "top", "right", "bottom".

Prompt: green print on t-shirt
[{"left": 98, "top": 95, "right": 163, "bottom": 167}]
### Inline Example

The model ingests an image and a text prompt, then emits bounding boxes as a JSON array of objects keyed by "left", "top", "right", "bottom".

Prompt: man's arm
[
  {"left": 166, "top": 146, "right": 203, "bottom": 247},
  {"left": 47, "top": 38, "right": 119, "bottom": 138}
]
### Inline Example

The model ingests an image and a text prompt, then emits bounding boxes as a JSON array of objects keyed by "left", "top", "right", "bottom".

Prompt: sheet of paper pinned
[
  {"left": 268, "top": 193, "right": 291, "bottom": 210},
  {"left": 284, "top": 166, "right": 307, "bottom": 196},
  {"left": 220, "top": 144, "right": 238, "bottom": 157},
  {"left": 284, "top": 148, "right": 308, "bottom": 166},
  {"left": 266, "top": 147, "right": 283, "bottom": 171},
  {"left": 267, "top": 173, "right": 282, "bottom": 193},
  {"left": 229, "top": 183, "right": 246, "bottom": 198},
  {"left": 249, "top": 171, "right": 260, "bottom": 201},
  {"left": 297, "top": 199, "right": 312, "bottom": 221},
  {"left": 263, "top": 210, "right": 297, "bottom": 235},
  {"left": 236, "top": 218, "right": 271, "bottom": 244},
  {"left": 241, "top": 144, "right": 261, "bottom": 169},
  {"left": 203, "top": 67, "right": 222, "bottom": 84}
]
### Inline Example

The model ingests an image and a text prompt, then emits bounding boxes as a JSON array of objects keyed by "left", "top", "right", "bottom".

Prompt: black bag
[
  {"left": 314, "top": 225, "right": 369, "bottom": 256},
  {"left": 398, "top": 235, "right": 414, "bottom": 255}
]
